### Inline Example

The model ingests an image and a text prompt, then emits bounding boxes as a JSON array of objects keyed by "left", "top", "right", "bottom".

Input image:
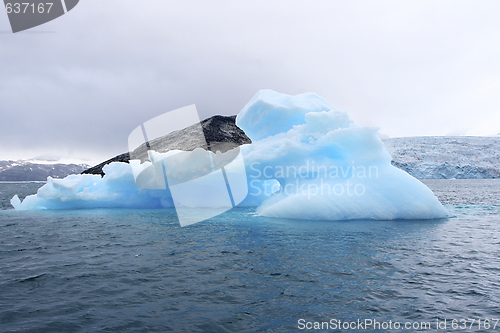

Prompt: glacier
[
  {"left": 385, "top": 136, "right": 500, "bottom": 179},
  {"left": 11, "top": 90, "right": 449, "bottom": 221}
]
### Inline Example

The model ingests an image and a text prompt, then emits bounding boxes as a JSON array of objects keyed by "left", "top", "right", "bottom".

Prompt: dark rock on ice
[{"left": 82, "top": 115, "right": 251, "bottom": 177}]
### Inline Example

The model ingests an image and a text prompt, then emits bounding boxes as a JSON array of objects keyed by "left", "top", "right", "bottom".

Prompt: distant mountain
[
  {"left": 0, "top": 160, "right": 90, "bottom": 181},
  {"left": 82, "top": 115, "right": 251, "bottom": 176},
  {"left": 384, "top": 136, "right": 500, "bottom": 179}
]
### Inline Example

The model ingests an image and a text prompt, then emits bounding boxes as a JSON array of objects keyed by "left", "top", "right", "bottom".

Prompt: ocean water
[{"left": 0, "top": 180, "right": 499, "bottom": 332}]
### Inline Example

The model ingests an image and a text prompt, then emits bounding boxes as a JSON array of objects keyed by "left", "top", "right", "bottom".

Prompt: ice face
[
  {"left": 236, "top": 90, "right": 334, "bottom": 142},
  {"left": 11, "top": 90, "right": 449, "bottom": 221}
]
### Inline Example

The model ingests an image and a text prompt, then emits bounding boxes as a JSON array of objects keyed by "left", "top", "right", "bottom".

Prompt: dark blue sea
[{"left": 1, "top": 180, "right": 499, "bottom": 332}]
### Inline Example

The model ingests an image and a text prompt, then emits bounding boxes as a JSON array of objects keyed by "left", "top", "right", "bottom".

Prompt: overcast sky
[{"left": 1, "top": 0, "right": 499, "bottom": 163}]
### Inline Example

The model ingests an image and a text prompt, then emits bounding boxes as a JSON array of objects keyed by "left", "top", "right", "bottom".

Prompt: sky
[{"left": 1, "top": 0, "right": 499, "bottom": 164}]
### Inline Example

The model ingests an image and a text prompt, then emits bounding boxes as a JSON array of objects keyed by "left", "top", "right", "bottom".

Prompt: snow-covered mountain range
[{"left": 0, "top": 158, "right": 90, "bottom": 181}]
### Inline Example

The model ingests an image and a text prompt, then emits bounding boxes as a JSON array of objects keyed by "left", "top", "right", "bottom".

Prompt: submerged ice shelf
[{"left": 11, "top": 90, "right": 448, "bottom": 221}]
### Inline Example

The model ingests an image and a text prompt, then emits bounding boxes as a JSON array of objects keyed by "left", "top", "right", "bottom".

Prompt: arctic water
[{"left": 1, "top": 180, "right": 499, "bottom": 332}]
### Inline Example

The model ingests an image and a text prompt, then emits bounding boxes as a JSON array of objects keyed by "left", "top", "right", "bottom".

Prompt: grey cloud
[{"left": 1, "top": 0, "right": 499, "bottom": 161}]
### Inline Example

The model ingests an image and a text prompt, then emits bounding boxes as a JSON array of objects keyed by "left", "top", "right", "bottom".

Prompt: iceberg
[
  {"left": 11, "top": 90, "right": 449, "bottom": 221},
  {"left": 237, "top": 90, "right": 448, "bottom": 220}
]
